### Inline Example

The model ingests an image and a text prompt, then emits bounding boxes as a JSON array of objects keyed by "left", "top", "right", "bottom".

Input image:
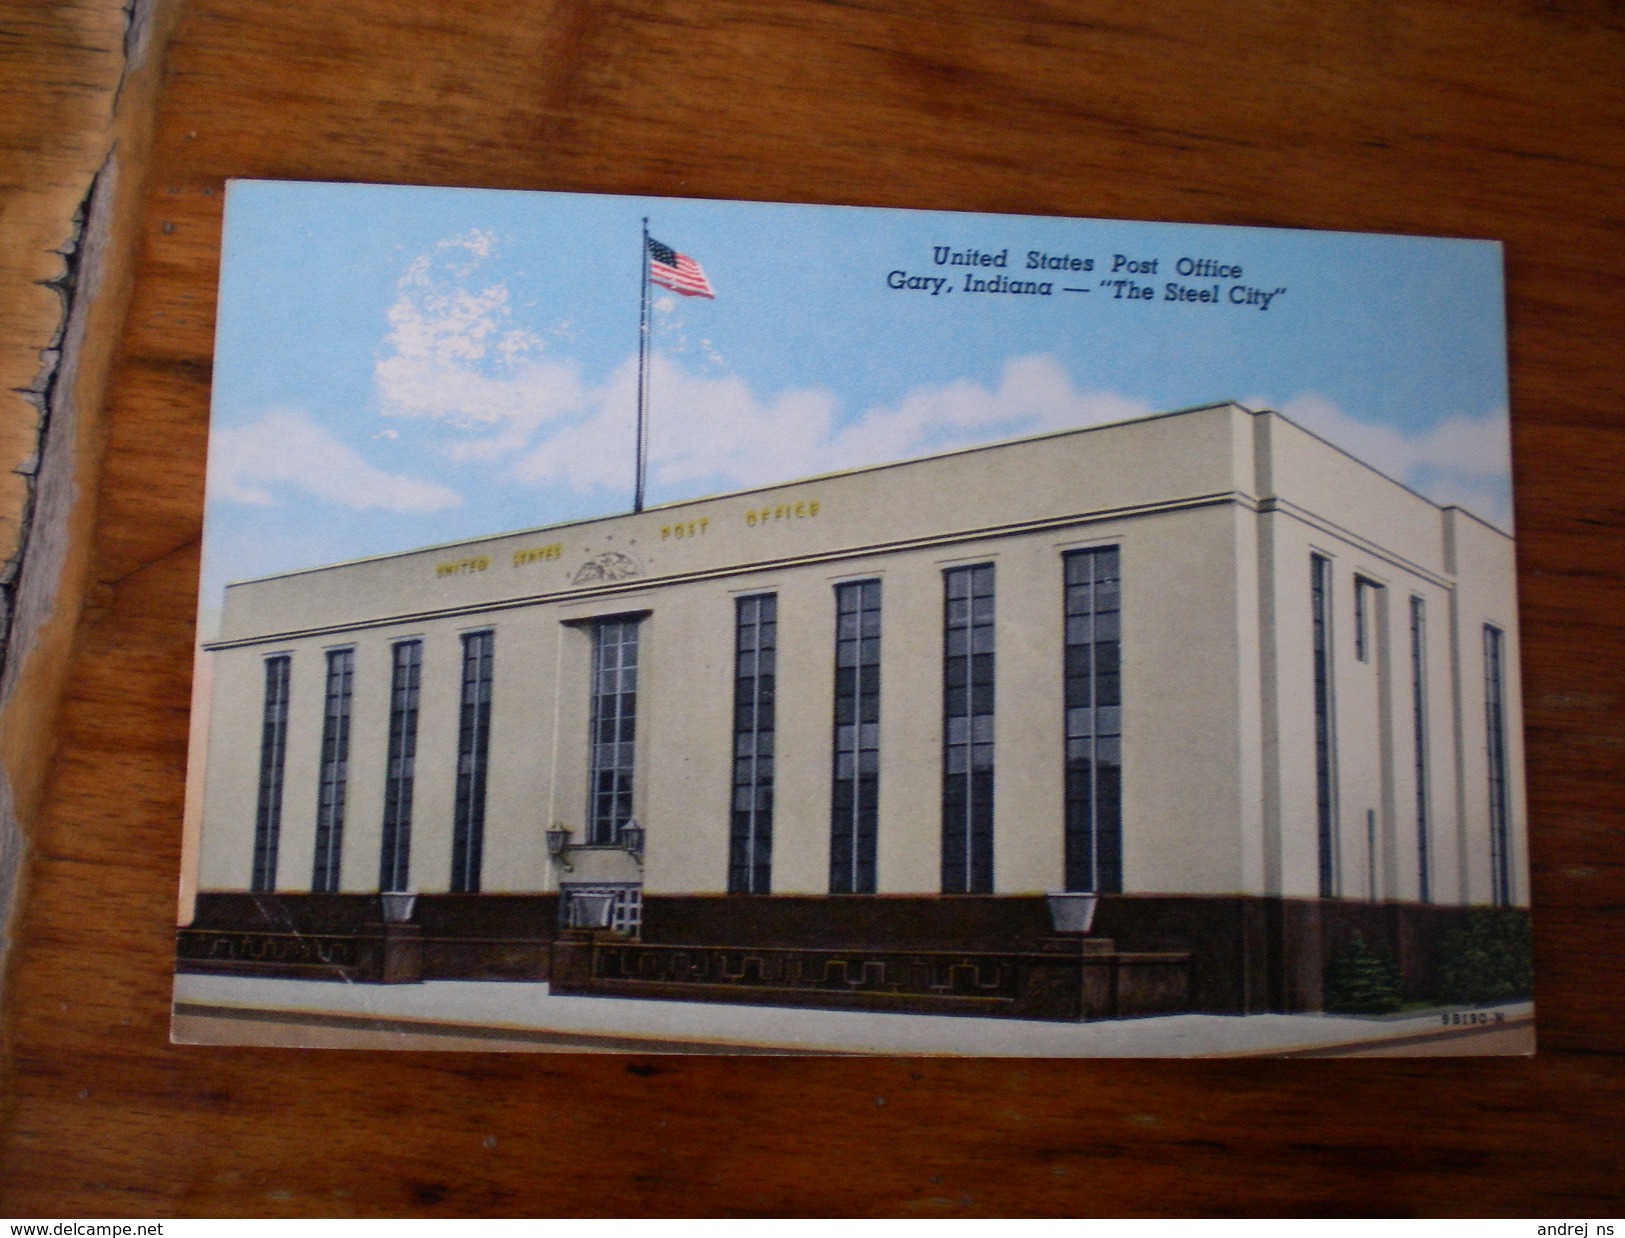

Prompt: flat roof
[{"left": 222, "top": 399, "right": 1506, "bottom": 590}]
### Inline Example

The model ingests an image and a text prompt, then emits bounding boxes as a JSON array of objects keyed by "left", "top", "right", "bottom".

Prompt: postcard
[{"left": 172, "top": 182, "right": 1532, "bottom": 1055}]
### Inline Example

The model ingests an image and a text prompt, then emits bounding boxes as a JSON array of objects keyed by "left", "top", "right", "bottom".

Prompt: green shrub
[
  {"left": 1434, "top": 909, "right": 1533, "bottom": 1004},
  {"left": 1323, "top": 932, "right": 1403, "bottom": 1014}
]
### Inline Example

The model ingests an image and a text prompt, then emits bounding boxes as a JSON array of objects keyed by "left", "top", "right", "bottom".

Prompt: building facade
[{"left": 179, "top": 403, "right": 1527, "bottom": 1018}]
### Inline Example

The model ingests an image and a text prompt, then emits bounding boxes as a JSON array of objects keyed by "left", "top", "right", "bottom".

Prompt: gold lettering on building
[
  {"left": 436, "top": 556, "right": 490, "bottom": 577},
  {"left": 660, "top": 518, "right": 710, "bottom": 541},
  {"left": 512, "top": 542, "right": 564, "bottom": 567},
  {"left": 744, "top": 499, "right": 821, "bottom": 527}
]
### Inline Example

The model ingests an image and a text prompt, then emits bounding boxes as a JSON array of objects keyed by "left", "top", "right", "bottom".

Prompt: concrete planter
[
  {"left": 568, "top": 891, "right": 617, "bottom": 930},
  {"left": 1045, "top": 892, "right": 1099, "bottom": 934},
  {"left": 380, "top": 891, "right": 417, "bottom": 923}
]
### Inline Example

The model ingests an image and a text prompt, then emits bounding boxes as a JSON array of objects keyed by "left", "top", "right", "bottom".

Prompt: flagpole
[{"left": 634, "top": 216, "right": 650, "bottom": 514}]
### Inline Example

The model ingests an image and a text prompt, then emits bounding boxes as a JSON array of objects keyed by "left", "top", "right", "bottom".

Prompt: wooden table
[{"left": 1, "top": 0, "right": 1621, "bottom": 1216}]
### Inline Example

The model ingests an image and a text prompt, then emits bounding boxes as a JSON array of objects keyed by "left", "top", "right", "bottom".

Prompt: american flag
[{"left": 647, "top": 236, "right": 715, "bottom": 299}]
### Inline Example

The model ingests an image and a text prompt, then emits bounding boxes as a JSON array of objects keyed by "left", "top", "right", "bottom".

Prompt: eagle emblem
[{"left": 572, "top": 551, "right": 643, "bottom": 585}]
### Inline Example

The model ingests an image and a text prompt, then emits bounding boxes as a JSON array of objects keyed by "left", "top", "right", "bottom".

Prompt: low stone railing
[
  {"left": 176, "top": 923, "right": 426, "bottom": 983},
  {"left": 176, "top": 927, "right": 364, "bottom": 975},
  {"left": 550, "top": 933, "right": 1191, "bottom": 1022}
]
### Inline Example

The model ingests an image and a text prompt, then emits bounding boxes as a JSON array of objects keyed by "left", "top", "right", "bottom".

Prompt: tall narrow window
[
  {"left": 452, "top": 630, "right": 494, "bottom": 893},
  {"left": 729, "top": 595, "right": 777, "bottom": 894},
  {"left": 1311, "top": 554, "right": 1338, "bottom": 898},
  {"left": 379, "top": 639, "right": 422, "bottom": 893},
  {"left": 1354, "top": 577, "right": 1373, "bottom": 662},
  {"left": 1064, "top": 547, "right": 1122, "bottom": 894},
  {"left": 250, "top": 655, "right": 291, "bottom": 893},
  {"left": 942, "top": 564, "right": 995, "bottom": 894},
  {"left": 311, "top": 648, "right": 354, "bottom": 893},
  {"left": 1410, "top": 597, "right": 1432, "bottom": 903},
  {"left": 588, "top": 618, "right": 639, "bottom": 845},
  {"left": 1365, "top": 808, "right": 1378, "bottom": 901},
  {"left": 831, "top": 580, "right": 881, "bottom": 894},
  {"left": 1484, "top": 624, "right": 1512, "bottom": 906}
]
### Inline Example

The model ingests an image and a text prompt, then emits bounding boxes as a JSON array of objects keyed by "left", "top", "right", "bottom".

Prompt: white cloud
[
  {"left": 208, "top": 408, "right": 461, "bottom": 513},
  {"left": 376, "top": 233, "right": 1162, "bottom": 502},
  {"left": 374, "top": 230, "right": 587, "bottom": 440},
  {"left": 510, "top": 352, "right": 1152, "bottom": 498},
  {"left": 511, "top": 356, "right": 839, "bottom": 493},
  {"left": 499, "top": 356, "right": 1510, "bottom": 529},
  {"left": 453, "top": 229, "right": 495, "bottom": 261},
  {"left": 1268, "top": 392, "right": 1512, "bottom": 528},
  {"left": 830, "top": 355, "right": 1151, "bottom": 469}
]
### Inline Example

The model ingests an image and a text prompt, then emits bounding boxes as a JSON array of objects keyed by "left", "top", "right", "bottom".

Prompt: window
[
  {"left": 942, "top": 564, "right": 995, "bottom": 894},
  {"left": 379, "top": 640, "right": 422, "bottom": 894},
  {"left": 588, "top": 618, "right": 640, "bottom": 845},
  {"left": 1410, "top": 598, "right": 1432, "bottom": 903},
  {"left": 1484, "top": 624, "right": 1512, "bottom": 906},
  {"left": 729, "top": 595, "right": 776, "bottom": 894},
  {"left": 1354, "top": 577, "right": 1376, "bottom": 662},
  {"left": 831, "top": 580, "right": 881, "bottom": 894},
  {"left": 451, "top": 631, "right": 494, "bottom": 893},
  {"left": 1063, "top": 547, "right": 1122, "bottom": 894},
  {"left": 1311, "top": 554, "right": 1338, "bottom": 898},
  {"left": 311, "top": 648, "right": 355, "bottom": 893},
  {"left": 1365, "top": 807, "right": 1378, "bottom": 901},
  {"left": 250, "top": 655, "right": 291, "bottom": 893}
]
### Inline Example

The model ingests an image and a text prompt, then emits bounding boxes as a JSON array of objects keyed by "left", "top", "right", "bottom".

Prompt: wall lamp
[
  {"left": 545, "top": 823, "right": 574, "bottom": 871},
  {"left": 621, "top": 819, "right": 645, "bottom": 866}
]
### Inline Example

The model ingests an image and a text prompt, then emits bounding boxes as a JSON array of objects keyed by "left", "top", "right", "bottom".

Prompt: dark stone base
[
  {"left": 549, "top": 929, "right": 1191, "bottom": 1021},
  {"left": 178, "top": 893, "right": 555, "bottom": 984},
  {"left": 177, "top": 890, "right": 1526, "bottom": 1019}
]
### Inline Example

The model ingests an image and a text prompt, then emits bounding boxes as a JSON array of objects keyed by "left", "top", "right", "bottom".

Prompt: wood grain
[
  {"left": 3, "top": 0, "right": 1623, "bottom": 1217},
  {"left": 0, "top": 0, "right": 124, "bottom": 561},
  {"left": 0, "top": 0, "right": 175, "bottom": 985},
  {"left": 0, "top": 0, "right": 127, "bottom": 963}
]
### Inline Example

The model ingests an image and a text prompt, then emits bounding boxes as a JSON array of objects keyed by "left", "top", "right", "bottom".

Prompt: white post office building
[{"left": 179, "top": 403, "right": 1526, "bottom": 1020}]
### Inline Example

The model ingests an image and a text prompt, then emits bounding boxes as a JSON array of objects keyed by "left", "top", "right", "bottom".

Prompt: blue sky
[{"left": 203, "top": 180, "right": 1511, "bottom": 609}]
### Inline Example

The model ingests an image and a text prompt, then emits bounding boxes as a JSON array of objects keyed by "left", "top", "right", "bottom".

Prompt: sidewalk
[{"left": 171, "top": 974, "right": 1535, "bottom": 1057}]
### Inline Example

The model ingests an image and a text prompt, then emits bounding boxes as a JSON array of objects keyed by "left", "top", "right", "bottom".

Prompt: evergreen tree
[
  {"left": 1324, "top": 932, "right": 1404, "bottom": 1013},
  {"left": 1434, "top": 910, "right": 1533, "bottom": 1004}
]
